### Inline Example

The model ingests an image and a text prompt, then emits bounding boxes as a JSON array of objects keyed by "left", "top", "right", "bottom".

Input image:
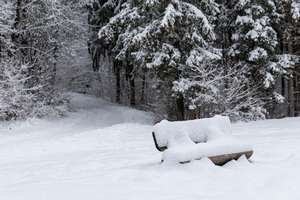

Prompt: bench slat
[{"left": 179, "top": 150, "right": 253, "bottom": 165}]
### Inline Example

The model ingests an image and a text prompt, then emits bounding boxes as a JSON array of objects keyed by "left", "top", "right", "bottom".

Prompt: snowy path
[{"left": 0, "top": 93, "right": 300, "bottom": 200}]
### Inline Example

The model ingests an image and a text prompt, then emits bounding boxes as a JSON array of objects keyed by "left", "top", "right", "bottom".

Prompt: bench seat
[{"left": 152, "top": 115, "right": 253, "bottom": 165}]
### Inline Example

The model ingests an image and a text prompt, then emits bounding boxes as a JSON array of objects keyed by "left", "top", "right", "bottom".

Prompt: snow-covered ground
[{"left": 1, "top": 93, "right": 300, "bottom": 200}]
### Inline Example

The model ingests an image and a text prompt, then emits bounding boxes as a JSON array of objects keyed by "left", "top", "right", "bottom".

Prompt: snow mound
[{"left": 153, "top": 115, "right": 253, "bottom": 163}]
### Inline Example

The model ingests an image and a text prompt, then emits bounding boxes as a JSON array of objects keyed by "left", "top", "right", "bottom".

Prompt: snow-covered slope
[{"left": 0, "top": 93, "right": 300, "bottom": 200}]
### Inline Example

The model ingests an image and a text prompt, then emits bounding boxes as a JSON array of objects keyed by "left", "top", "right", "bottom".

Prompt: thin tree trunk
[
  {"left": 176, "top": 96, "right": 184, "bottom": 121},
  {"left": 126, "top": 62, "right": 135, "bottom": 107},
  {"left": 51, "top": 48, "right": 58, "bottom": 89},
  {"left": 114, "top": 60, "right": 121, "bottom": 103},
  {"left": 141, "top": 75, "right": 146, "bottom": 103},
  {"left": 12, "top": 0, "right": 22, "bottom": 42},
  {"left": 295, "top": 74, "right": 300, "bottom": 116},
  {"left": 130, "top": 76, "right": 135, "bottom": 106},
  {"left": 287, "top": 3, "right": 294, "bottom": 117},
  {"left": 202, "top": 89, "right": 206, "bottom": 118},
  {"left": 288, "top": 76, "right": 294, "bottom": 117},
  {"left": 0, "top": 40, "right": 2, "bottom": 63}
]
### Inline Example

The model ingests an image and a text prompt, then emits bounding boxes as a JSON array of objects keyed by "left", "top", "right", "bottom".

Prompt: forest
[{"left": 0, "top": 0, "right": 300, "bottom": 122}]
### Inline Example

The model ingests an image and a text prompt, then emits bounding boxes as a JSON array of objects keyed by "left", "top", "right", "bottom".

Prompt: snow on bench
[{"left": 152, "top": 115, "right": 253, "bottom": 165}]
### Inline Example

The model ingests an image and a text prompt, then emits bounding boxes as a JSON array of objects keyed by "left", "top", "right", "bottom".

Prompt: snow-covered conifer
[
  {"left": 220, "top": 0, "right": 289, "bottom": 119},
  {"left": 99, "top": 0, "right": 221, "bottom": 120},
  {"left": 89, "top": 0, "right": 131, "bottom": 104},
  {"left": 229, "top": 0, "right": 280, "bottom": 88},
  {"left": 273, "top": 0, "right": 300, "bottom": 117}
]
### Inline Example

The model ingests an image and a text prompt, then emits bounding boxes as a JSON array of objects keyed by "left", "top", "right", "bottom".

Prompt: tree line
[
  {"left": 88, "top": 0, "right": 300, "bottom": 121},
  {"left": 0, "top": 0, "right": 86, "bottom": 120},
  {"left": 1, "top": 0, "right": 300, "bottom": 122}
]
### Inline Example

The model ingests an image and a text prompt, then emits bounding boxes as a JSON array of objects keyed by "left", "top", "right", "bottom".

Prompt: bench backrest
[{"left": 152, "top": 115, "right": 232, "bottom": 151}]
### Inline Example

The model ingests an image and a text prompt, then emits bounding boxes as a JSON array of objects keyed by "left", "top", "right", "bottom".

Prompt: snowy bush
[
  {"left": 0, "top": 58, "right": 69, "bottom": 121},
  {"left": 220, "top": 74, "right": 267, "bottom": 122},
  {"left": 223, "top": 102, "right": 266, "bottom": 122}
]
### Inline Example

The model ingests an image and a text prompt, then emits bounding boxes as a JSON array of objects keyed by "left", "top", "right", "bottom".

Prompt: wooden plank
[{"left": 178, "top": 150, "right": 254, "bottom": 165}]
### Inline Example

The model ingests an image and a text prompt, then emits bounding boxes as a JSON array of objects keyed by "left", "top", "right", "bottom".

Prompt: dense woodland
[{"left": 0, "top": 0, "right": 300, "bottom": 122}]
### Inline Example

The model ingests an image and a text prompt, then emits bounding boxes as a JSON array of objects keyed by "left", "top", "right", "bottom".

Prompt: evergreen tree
[
  {"left": 99, "top": 0, "right": 221, "bottom": 120},
  {"left": 274, "top": 0, "right": 300, "bottom": 117},
  {"left": 220, "top": 0, "right": 288, "bottom": 119},
  {"left": 87, "top": 0, "right": 125, "bottom": 103}
]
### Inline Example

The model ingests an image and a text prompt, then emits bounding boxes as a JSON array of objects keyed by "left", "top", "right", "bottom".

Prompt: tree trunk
[
  {"left": 202, "top": 89, "right": 206, "bottom": 118},
  {"left": 130, "top": 76, "right": 135, "bottom": 106},
  {"left": 288, "top": 76, "right": 294, "bottom": 117},
  {"left": 295, "top": 74, "right": 300, "bottom": 116},
  {"left": 126, "top": 62, "right": 135, "bottom": 107},
  {"left": 287, "top": 3, "right": 294, "bottom": 117},
  {"left": 49, "top": 46, "right": 58, "bottom": 89},
  {"left": 176, "top": 96, "right": 185, "bottom": 121},
  {"left": 114, "top": 60, "right": 121, "bottom": 103},
  {"left": 0, "top": 40, "right": 2, "bottom": 62},
  {"left": 12, "top": 0, "right": 22, "bottom": 42},
  {"left": 141, "top": 75, "right": 146, "bottom": 103}
]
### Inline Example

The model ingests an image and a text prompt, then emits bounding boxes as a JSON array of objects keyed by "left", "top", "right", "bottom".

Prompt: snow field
[{"left": 0, "top": 93, "right": 300, "bottom": 200}]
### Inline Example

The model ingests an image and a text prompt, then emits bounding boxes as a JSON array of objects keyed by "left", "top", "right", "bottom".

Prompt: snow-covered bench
[{"left": 152, "top": 115, "right": 253, "bottom": 165}]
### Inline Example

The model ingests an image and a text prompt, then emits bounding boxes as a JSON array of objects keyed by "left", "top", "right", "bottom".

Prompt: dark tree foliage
[{"left": 1, "top": 0, "right": 300, "bottom": 121}]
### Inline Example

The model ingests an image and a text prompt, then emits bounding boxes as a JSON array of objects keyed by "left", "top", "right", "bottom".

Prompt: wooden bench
[{"left": 152, "top": 116, "right": 253, "bottom": 165}]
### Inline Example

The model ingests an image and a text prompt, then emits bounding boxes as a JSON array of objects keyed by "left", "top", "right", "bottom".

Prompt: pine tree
[
  {"left": 221, "top": 0, "right": 288, "bottom": 119},
  {"left": 87, "top": 0, "right": 125, "bottom": 103},
  {"left": 275, "top": 0, "right": 300, "bottom": 117},
  {"left": 99, "top": 0, "right": 221, "bottom": 120}
]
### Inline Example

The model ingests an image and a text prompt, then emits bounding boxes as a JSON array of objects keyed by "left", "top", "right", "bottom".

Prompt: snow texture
[
  {"left": 161, "top": 3, "right": 183, "bottom": 30},
  {"left": 292, "top": 1, "right": 300, "bottom": 21},
  {"left": 1, "top": 94, "right": 300, "bottom": 200},
  {"left": 153, "top": 116, "right": 252, "bottom": 163},
  {"left": 248, "top": 47, "right": 268, "bottom": 61}
]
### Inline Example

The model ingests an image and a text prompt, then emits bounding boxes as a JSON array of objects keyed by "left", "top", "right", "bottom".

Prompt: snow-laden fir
[{"left": 1, "top": 93, "right": 300, "bottom": 200}]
